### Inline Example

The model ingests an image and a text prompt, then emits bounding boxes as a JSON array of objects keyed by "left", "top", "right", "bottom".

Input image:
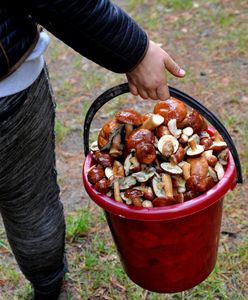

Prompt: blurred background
[{"left": 0, "top": 0, "right": 247, "bottom": 299}]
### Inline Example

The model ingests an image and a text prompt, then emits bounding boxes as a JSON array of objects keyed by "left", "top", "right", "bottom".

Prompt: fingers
[
  {"left": 128, "top": 82, "right": 139, "bottom": 96},
  {"left": 156, "top": 84, "right": 170, "bottom": 101},
  {"left": 164, "top": 53, "right": 185, "bottom": 78}
]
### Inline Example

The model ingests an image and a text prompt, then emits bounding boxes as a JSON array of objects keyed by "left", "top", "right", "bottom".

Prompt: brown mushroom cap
[
  {"left": 94, "top": 178, "right": 110, "bottom": 194},
  {"left": 125, "top": 128, "right": 155, "bottom": 153},
  {"left": 98, "top": 118, "right": 121, "bottom": 149},
  {"left": 136, "top": 143, "right": 156, "bottom": 164},
  {"left": 115, "top": 109, "right": 143, "bottom": 125},
  {"left": 153, "top": 197, "right": 177, "bottom": 207},
  {"left": 153, "top": 98, "right": 187, "bottom": 124},
  {"left": 93, "top": 151, "right": 114, "bottom": 168},
  {"left": 187, "top": 110, "right": 208, "bottom": 134},
  {"left": 87, "top": 165, "right": 105, "bottom": 185},
  {"left": 187, "top": 156, "right": 209, "bottom": 178},
  {"left": 185, "top": 175, "right": 207, "bottom": 193}
]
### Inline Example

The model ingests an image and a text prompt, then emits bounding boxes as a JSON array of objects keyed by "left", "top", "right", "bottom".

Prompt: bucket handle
[{"left": 83, "top": 83, "right": 242, "bottom": 184}]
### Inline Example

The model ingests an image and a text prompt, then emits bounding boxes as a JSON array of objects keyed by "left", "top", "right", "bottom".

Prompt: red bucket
[{"left": 82, "top": 84, "right": 242, "bottom": 293}]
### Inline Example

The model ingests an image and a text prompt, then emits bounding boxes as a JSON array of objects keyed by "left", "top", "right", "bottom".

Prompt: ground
[{"left": 0, "top": 0, "right": 247, "bottom": 299}]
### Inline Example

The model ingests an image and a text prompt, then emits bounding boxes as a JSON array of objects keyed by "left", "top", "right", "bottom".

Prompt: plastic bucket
[{"left": 82, "top": 84, "right": 242, "bottom": 293}]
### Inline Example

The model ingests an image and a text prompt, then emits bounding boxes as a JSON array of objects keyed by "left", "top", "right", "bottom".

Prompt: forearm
[{"left": 24, "top": 0, "right": 149, "bottom": 73}]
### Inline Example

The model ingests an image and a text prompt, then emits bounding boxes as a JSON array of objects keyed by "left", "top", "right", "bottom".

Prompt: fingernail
[{"left": 179, "top": 69, "right": 186, "bottom": 76}]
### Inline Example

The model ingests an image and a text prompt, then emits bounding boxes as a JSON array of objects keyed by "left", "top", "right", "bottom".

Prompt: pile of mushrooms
[{"left": 87, "top": 98, "right": 229, "bottom": 208}]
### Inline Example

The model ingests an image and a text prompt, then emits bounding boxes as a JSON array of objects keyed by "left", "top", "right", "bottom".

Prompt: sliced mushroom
[
  {"left": 140, "top": 114, "right": 164, "bottom": 131},
  {"left": 158, "top": 135, "right": 179, "bottom": 156},
  {"left": 168, "top": 118, "right": 182, "bottom": 138}
]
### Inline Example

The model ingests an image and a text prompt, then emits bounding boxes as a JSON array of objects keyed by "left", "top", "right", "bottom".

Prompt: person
[{"left": 0, "top": 1, "right": 185, "bottom": 299}]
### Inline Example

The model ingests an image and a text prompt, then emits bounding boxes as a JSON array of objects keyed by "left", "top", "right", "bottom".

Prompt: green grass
[{"left": 55, "top": 119, "right": 70, "bottom": 143}]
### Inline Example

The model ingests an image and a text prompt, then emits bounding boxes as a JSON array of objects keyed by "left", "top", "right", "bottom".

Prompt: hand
[{"left": 126, "top": 40, "right": 185, "bottom": 100}]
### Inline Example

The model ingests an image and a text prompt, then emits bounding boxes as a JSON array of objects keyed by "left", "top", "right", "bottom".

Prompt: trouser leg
[{"left": 0, "top": 68, "right": 67, "bottom": 293}]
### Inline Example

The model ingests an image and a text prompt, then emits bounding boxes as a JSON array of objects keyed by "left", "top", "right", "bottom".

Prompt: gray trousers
[{"left": 0, "top": 67, "right": 67, "bottom": 292}]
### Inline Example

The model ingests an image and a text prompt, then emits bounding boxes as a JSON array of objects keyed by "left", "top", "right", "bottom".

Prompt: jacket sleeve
[{"left": 27, "top": 0, "right": 149, "bottom": 73}]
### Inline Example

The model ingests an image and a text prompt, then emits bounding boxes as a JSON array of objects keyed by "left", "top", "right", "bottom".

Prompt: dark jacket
[{"left": 0, "top": 0, "right": 148, "bottom": 80}]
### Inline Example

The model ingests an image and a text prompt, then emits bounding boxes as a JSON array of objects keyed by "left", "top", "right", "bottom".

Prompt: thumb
[{"left": 164, "top": 53, "right": 185, "bottom": 78}]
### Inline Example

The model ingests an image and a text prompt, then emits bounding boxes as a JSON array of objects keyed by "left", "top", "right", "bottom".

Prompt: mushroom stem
[
  {"left": 179, "top": 161, "right": 191, "bottom": 180},
  {"left": 162, "top": 173, "right": 173, "bottom": 198},
  {"left": 114, "top": 181, "right": 123, "bottom": 202},
  {"left": 132, "top": 198, "right": 143, "bottom": 207},
  {"left": 109, "top": 134, "right": 122, "bottom": 157},
  {"left": 125, "top": 124, "right": 133, "bottom": 140},
  {"left": 141, "top": 114, "right": 164, "bottom": 131},
  {"left": 188, "top": 138, "right": 197, "bottom": 151},
  {"left": 113, "top": 160, "right": 125, "bottom": 177}
]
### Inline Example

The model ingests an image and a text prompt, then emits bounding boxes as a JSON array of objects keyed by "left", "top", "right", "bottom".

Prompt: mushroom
[
  {"left": 93, "top": 151, "right": 114, "bottom": 168},
  {"left": 94, "top": 178, "right": 110, "bottom": 194},
  {"left": 131, "top": 167, "right": 156, "bottom": 183},
  {"left": 153, "top": 98, "right": 187, "bottom": 125},
  {"left": 155, "top": 125, "right": 170, "bottom": 139},
  {"left": 185, "top": 175, "right": 207, "bottom": 193},
  {"left": 179, "top": 133, "right": 189, "bottom": 144},
  {"left": 186, "top": 137, "right": 204, "bottom": 156},
  {"left": 120, "top": 192, "right": 132, "bottom": 205},
  {"left": 215, "top": 162, "right": 225, "bottom": 180},
  {"left": 114, "top": 180, "right": 123, "bottom": 202},
  {"left": 167, "top": 118, "right": 182, "bottom": 138},
  {"left": 187, "top": 109, "right": 208, "bottom": 134},
  {"left": 153, "top": 197, "right": 177, "bottom": 207},
  {"left": 143, "top": 186, "right": 155, "bottom": 201},
  {"left": 161, "top": 173, "right": 173, "bottom": 198},
  {"left": 184, "top": 190, "right": 200, "bottom": 201},
  {"left": 218, "top": 149, "right": 229, "bottom": 165},
  {"left": 90, "top": 140, "right": 99, "bottom": 152},
  {"left": 210, "top": 131, "right": 228, "bottom": 152},
  {"left": 140, "top": 114, "right": 164, "bottom": 131},
  {"left": 200, "top": 137, "right": 213, "bottom": 150},
  {"left": 124, "top": 152, "right": 141, "bottom": 176},
  {"left": 208, "top": 166, "right": 218, "bottom": 182},
  {"left": 202, "top": 150, "right": 218, "bottom": 167},
  {"left": 125, "top": 128, "right": 155, "bottom": 153},
  {"left": 173, "top": 175, "right": 186, "bottom": 193},
  {"left": 124, "top": 189, "right": 143, "bottom": 207},
  {"left": 109, "top": 133, "right": 123, "bottom": 157},
  {"left": 115, "top": 109, "right": 143, "bottom": 140},
  {"left": 157, "top": 135, "right": 179, "bottom": 157},
  {"left": 136, "top": 143, "right": 156, "bottom": 164},
  {"left": 178, "top": 161, "right": 191, "bottom": 180},
  {"left": 113, "top": 160, "right": 125, "bottom": 178},
  {"left": 98, "top": 118, "right": 123, "bottom": 150},
  {"left": 171, "top": 144, "right": 185, "bottom": 164},
  {"left": 152, "top": 175, "right": 166, "bottom": 198},
  {"left": 142, "top": 200, "right": 153, "bottom": 208},
  {"left": 182, "top": 126, "right": 194, "bottom": 137},
  {"left": 160, "top": 162, "right": 183, "bottom": 175},
  {"left": 118, "top": 176, "right": 137, "bottom": 190},
  {"left": 187, "top": 156, "right": 209, "bottom": 178},
  {"left": 87, "top": 165, "right": 105, "bottom": 185}
]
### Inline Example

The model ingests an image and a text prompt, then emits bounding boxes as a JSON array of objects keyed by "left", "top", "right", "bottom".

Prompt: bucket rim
[{"left": 82, "top": 151, "right": 236, "bottom": 221}]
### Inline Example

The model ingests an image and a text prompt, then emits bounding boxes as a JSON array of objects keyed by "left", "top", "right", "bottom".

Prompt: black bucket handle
[{"left": 83, "top": 83, "right": 242, "bottom": 184}]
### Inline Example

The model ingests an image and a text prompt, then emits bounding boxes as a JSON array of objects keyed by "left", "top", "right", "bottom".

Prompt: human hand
[{"left": 126, "top": 40, "right": 185, "bottom": 100}]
